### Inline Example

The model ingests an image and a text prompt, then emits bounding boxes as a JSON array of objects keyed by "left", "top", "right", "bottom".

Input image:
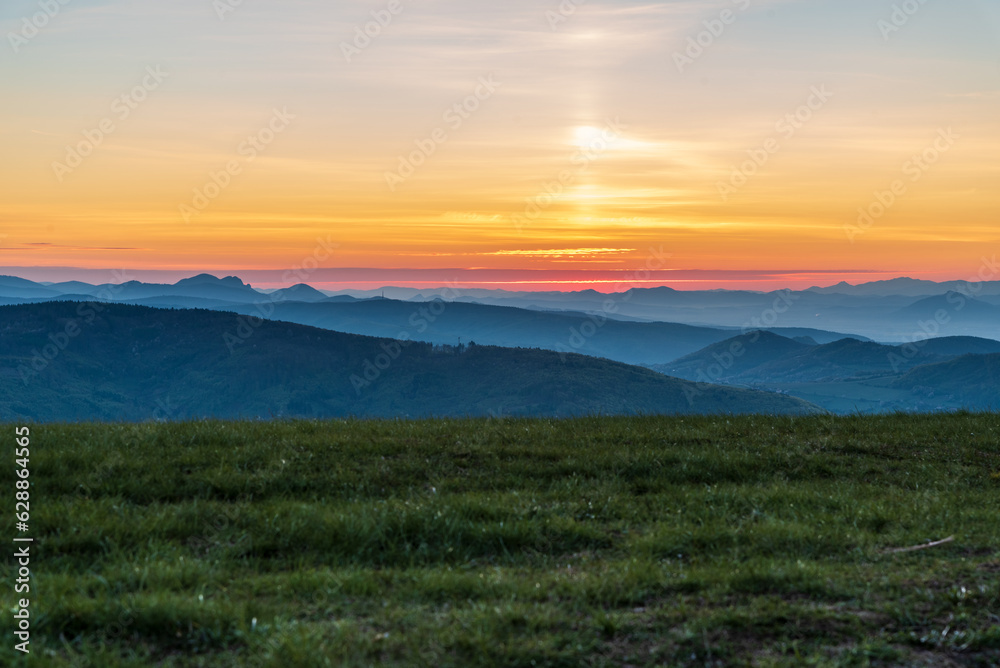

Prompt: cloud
[
  {"left": 0, "top": 243, "right": 145, "bottom": 252},
  {"left": 484, "top": 248, "right": 634, "bottom": 257}
]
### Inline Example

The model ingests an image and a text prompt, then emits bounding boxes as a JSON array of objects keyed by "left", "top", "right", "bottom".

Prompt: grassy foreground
[{"left": 2, "top": 415, "right": 999, "bottom": 667}]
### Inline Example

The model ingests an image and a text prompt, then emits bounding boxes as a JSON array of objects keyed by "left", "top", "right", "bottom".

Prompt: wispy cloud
[{"left": 484, "top": 248, "right": 633, "bottom": 257}]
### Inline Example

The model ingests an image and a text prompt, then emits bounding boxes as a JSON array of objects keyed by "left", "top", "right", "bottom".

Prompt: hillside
[
  {"left": 750, "top": 338, "right": 939, "bottom": 381},
  {"left": 648, "top": 333, "right": 1000, "bottom": 414},
  {"left": 656, "top": 334, "right": 945, "bottom": 384},
  {"left": 891, "top": 353, "right": 1000, "bottom": 409},
  {"left": 228, "top": 298, "right": 743, "bottom": 365},
  {"left": 892, "top": 292, "right": 1000, "bottom": 320},
  {"left": 651, "top": 331, "right": 812, "bottom": 381},
  {"left": 0, "top": 303, "right": 819, "bottom": 421},
  {"left": 913, "top": 335, "right": 1000, "bottom": 357}
]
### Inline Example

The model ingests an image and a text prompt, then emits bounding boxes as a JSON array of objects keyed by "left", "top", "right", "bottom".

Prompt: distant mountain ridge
[
  {"left": 2, "top": 273, "right": 998, "bottom": 344},
  {"left": 806, "top": 277, "right": 1000, "bottom": 297},
  {"left": 892, "top": 292, "right": 1000, "bottom": 321},
  {"left": 268, "top": 283, "right": 329, "bottom": 302}
]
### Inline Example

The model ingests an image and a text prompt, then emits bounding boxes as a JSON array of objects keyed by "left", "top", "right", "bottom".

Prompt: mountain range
[
  {"left": 1, "top": 273, "right": 997, "bottom": 419},
  {"left": 0, "top": 274, "right": 868, "bottom": 366},
  {"left": 2, "top": 273, "right": 997, "bottom": 342},
  {"left": 652, "top": 331, "right": 1000, "bottom": 414},
  {"left": 0, "top": 302, "right": 819, "bottom": 422}
]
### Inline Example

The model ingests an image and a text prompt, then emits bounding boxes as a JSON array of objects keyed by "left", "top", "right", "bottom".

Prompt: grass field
[{"left": 2, "top": 415, "right": 999, "bottom": 667}]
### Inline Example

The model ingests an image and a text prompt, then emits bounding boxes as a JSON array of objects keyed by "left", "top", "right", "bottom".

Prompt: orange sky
[{"left": 1, "top": 0, "right": 998, "bottom": 290}]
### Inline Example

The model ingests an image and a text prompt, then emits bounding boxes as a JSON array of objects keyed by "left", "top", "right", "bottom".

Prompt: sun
[{"left": 572, "top": 125, "right": 607, "bottom": 150}]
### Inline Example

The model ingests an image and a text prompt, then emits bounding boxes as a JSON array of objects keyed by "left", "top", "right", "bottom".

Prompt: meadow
[{"left": 2, "top": 414, "right": 999, "bottom": 667}]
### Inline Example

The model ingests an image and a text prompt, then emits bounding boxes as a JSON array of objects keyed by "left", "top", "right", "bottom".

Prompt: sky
[{"left": 1, "top": 0, "right": 998, "bottom": 291}]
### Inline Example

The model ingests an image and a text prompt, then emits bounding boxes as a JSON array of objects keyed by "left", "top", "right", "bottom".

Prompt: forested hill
[{"left": 0, "top": 302, "right": 819, "bottom": 421}]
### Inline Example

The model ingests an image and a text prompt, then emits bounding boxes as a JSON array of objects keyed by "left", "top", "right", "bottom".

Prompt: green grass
[{"left": 2, "top": 414, "right": 999, "bottom": 667}]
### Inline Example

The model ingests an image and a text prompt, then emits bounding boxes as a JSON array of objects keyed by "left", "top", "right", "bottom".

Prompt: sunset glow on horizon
[{"left": 2, "top": 0, "right": 998, "bottom": 291}]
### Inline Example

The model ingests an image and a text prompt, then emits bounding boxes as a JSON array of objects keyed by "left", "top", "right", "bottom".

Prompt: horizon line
[{"left": 1, "top": 266, "right": 994, "bottom": 294}]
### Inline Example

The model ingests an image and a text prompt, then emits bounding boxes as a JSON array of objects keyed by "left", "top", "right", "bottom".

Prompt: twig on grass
[{"left": 882, "top": 535, "right": 955, "bottom": 554}]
